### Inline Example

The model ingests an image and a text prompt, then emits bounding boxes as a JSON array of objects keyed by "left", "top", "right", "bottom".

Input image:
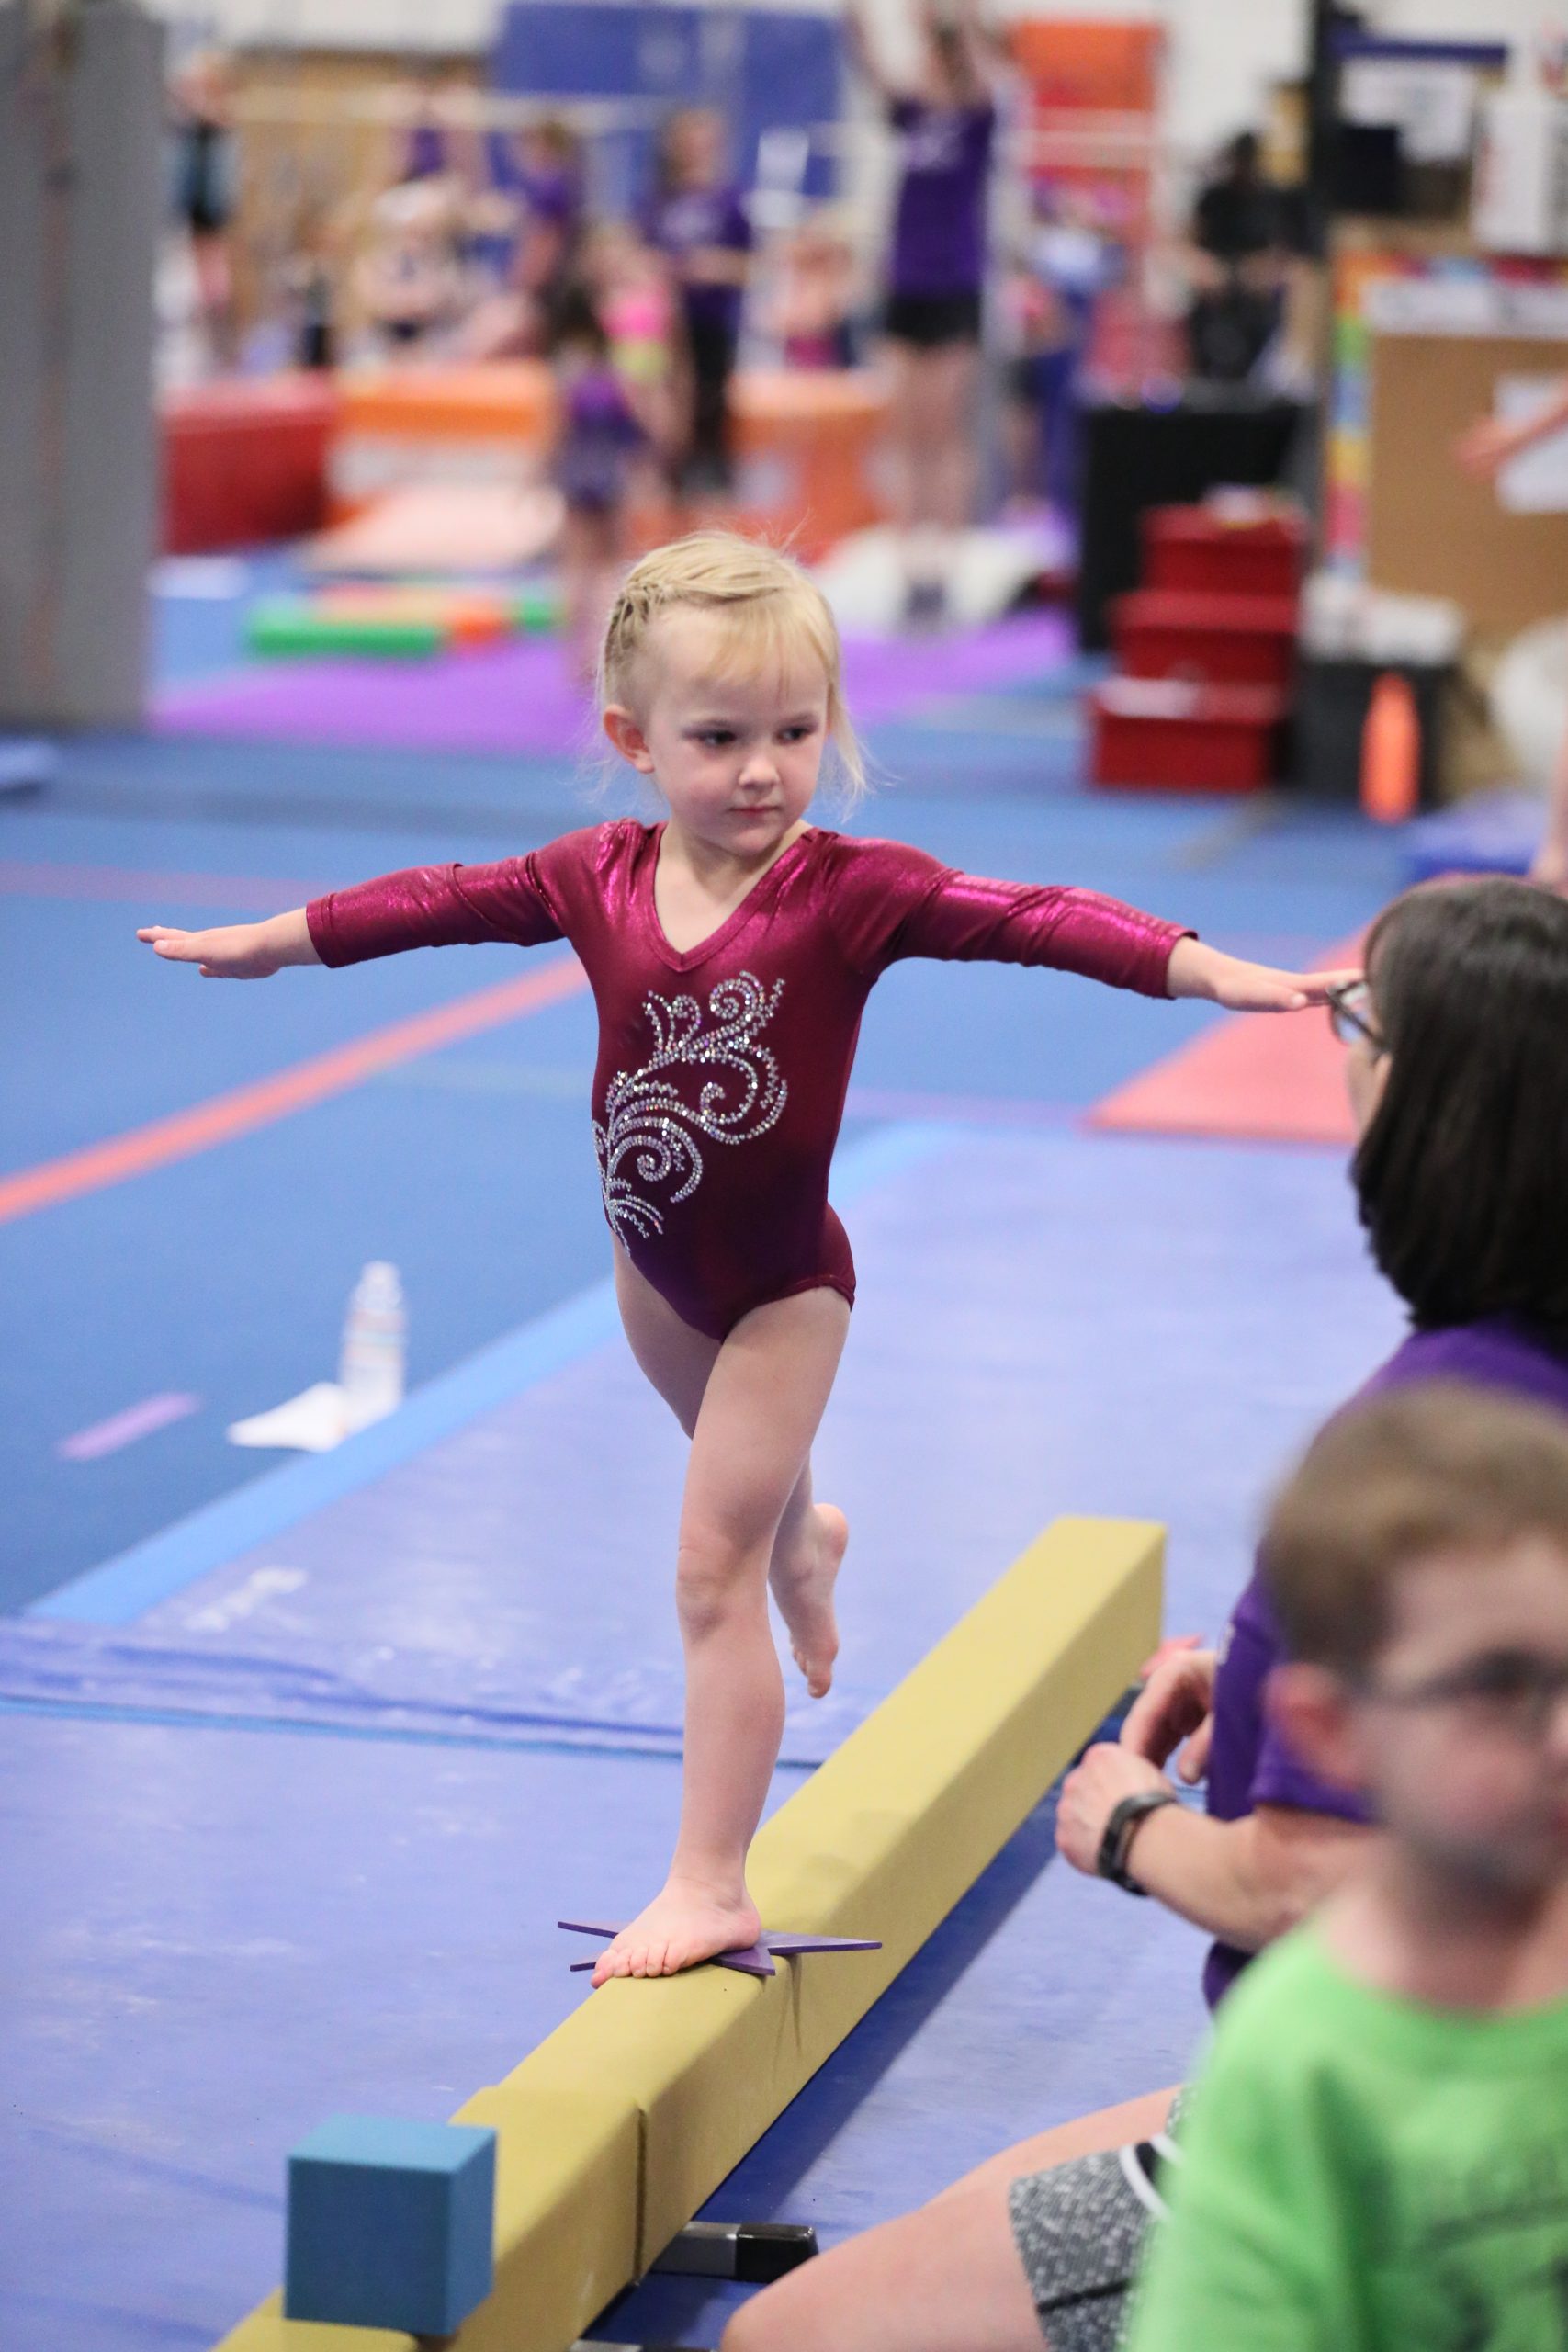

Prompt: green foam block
[
  {"left": 246, "top": 605, "right": 446, "bottom": 660},
  {"left": 513, "top": 591, "right": 561, "bottom": 636}
]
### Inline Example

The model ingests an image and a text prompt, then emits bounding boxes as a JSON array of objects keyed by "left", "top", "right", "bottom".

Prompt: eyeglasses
[
  {"left": 1355, "top": 1650, "right": 1568, "bottom": 1742},
  {"left": 1325, "top": 979, "right": 1383, "bottom": 1054}
]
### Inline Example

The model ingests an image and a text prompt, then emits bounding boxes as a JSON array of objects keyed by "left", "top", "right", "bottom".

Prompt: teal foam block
[{"left": 285, "top": 2114, "right": 496, "bottom": 2334}]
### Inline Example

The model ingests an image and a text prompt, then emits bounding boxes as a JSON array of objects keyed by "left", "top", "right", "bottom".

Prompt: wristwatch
[{"left": 1096, "top": 1790, "right": 1179, "bottom": 1894}]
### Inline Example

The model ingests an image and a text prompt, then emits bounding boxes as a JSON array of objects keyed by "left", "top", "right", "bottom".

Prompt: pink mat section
[
  {"left": 152, "top": 614, "right": 1073, "bottom": 755},
  {"left": 1090, "top": 937, "right": 1362, "bottom": 1147}
]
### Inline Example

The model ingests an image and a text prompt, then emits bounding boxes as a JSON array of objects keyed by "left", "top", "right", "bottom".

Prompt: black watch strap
[{"left": 1096, "top": 1790, "right": 1179, "bottom": 1894}]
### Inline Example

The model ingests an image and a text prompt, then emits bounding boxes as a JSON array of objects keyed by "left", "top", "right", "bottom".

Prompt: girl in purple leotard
[{"left": 139, "top": 532, "right": 1354, "bottom": 1987}]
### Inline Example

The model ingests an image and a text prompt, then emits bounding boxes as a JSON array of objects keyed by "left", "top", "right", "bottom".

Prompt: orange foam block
[
  {"left": 313, "top": 587, "right": 513, "bottom": 648},
  {"left": 1090, "top": 940, "right": 1362, "bottom": 1147}
]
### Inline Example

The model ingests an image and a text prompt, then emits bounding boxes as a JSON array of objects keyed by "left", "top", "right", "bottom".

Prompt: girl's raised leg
[
  {"left": 767, "top": 1453, "right": 847, "bottom": 1699},
  {"left": 597, "top": 1262, "right": 851, "bottom": 1982},
  {"left": 615, "top": 1246, "right": 848, "bottom": 1699}
]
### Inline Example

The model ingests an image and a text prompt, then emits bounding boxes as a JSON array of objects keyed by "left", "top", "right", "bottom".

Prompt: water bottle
[
  {"left": 338, "top": 1261, "right": 406, "bottom": 1431},
  {"left": 1360, "top": 672, "right": 1420, "bottom": 825}
]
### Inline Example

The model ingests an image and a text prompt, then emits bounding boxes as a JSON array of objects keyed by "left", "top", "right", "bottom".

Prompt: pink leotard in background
[{"left": 308, "top": 822, "right": 1190, "bottom": 1339}]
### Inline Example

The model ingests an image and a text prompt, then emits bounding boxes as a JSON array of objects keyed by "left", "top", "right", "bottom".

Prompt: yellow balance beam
[{"left": 215, "top": 1514, "right": 1163, "bottom": 2352}]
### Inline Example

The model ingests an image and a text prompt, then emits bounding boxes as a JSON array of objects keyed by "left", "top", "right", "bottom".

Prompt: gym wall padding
[{"left": 211, "top": 1515, "right": 1163, "bottom": 2352}]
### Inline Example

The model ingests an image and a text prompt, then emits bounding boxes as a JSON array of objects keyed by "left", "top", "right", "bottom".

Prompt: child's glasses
[
  {"left": 1325, "top": 979, "right": 1382, "bottom": 1054},
  {"left": 1357, "top": 1649, "right": 1568, "bottom": 1742}
]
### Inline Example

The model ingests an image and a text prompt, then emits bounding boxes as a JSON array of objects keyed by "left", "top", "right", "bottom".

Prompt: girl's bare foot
[
  {"left": 590, "top": 1879, "right": 762, "bottom": 1986},
  {"left": 769, "top": 1503, "right": 847, "bottom": 1699}
]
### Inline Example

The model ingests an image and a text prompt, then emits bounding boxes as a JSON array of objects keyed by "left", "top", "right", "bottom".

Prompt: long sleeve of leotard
[
  {"left": 827, "top": 836, "right": 1190, "bottom": 996},
  {"left": 306, "top": 847, "right": 573, "bottom": 966}
]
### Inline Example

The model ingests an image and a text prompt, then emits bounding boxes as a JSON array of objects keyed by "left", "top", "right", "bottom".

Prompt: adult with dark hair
[
  {"left": 846, "top": 0, "right": 1006, "bottom": 630},
  {"left": 722, "top": 873, "right": 1568, "bottom": 2352}
]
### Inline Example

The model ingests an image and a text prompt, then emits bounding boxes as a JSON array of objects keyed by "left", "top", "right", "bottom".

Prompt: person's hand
[
  {"left": 1055, "top": 1743, "right": 1172, "bottom": 1876},
  {"left": 1139, "top": 1631, "right": 1204, "bottom": 1680},
  {"left": 138, "top": 920, "right": 288, "bottom": 978},
  {"left": 1122, "top": 1648, "right": 1217, "bottom": 1784},
  {"left": 1167, "top": 937, "right": 1361, "bottom": 1012},
  {"left": 1455, "top": 413, "right": 1529, "bottom": 482}
]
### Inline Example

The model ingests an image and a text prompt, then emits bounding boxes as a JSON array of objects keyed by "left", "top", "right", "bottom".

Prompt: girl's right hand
[
  {"left": 1121, "top": 1646, "right": 1218, "bottom": 1784},
  {"left": 138, "top": 919, "right": 291, "bottom": 978}
]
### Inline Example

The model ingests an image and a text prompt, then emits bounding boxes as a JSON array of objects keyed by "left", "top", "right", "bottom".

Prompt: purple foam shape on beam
[
  {"left": 558, "top": 1921, "right": 881, "bottom": 1978},
  {"left": 558, "top": 1920, "right": 776, "bottom": 1978},
  {"left": 757, "top": 1935, "right": 883, "bottom": 1957}
]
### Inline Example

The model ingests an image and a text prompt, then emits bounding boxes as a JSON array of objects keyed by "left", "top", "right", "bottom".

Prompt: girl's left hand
[
  {"left": 1055, "top": 1742, "right": 1173, "bottom": 1876},
  {"left": 1167, "top": 937, "right": 1361, "bottom": 1012}
]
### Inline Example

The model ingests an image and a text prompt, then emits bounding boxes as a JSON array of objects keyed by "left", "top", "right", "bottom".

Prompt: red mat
[{"left": 1090, "top": 939, "right": 1361, "bottom": 1146}]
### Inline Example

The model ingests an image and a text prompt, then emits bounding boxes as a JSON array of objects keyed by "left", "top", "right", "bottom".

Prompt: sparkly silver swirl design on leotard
[{"left": 593, "top": 971, "right": 787, "bottom": 1241}]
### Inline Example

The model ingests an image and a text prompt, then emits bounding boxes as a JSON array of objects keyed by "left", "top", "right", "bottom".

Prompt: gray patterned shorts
[{"left": 1007, "top": 2092, "right": 1186, "bottom": 2352}]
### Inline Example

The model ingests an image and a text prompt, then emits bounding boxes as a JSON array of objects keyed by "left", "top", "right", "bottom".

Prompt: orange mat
[{"left": 1090, "top": 939, "right": 1362, "bottom": 1147}]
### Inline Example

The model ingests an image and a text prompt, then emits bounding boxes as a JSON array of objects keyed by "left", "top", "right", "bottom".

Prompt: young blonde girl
[{"left": 140, "top": 532, "right": 1355, "bottom": 1984}]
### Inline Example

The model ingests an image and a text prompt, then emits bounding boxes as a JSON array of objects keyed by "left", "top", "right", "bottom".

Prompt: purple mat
[{"left": 152, "top": 615, "right": 1074, "bottom": 757}]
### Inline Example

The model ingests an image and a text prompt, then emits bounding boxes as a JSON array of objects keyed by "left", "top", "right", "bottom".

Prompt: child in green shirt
[{"left": 1130, "top": 1379, "right": 1568, "bottom": 2352}]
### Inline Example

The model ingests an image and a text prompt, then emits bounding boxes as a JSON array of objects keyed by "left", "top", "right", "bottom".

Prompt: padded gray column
[{"left": 0, "top": 1, "right": 163, "bottom": 727}]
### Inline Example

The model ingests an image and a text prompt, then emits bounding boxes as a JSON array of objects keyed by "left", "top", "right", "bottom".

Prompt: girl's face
[{"left": 605, "top": 609, "right": 830, "bottom": 861}]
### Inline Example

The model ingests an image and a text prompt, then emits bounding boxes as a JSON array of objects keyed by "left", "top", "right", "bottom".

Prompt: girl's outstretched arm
[
  {"left": 828, "top": 836, "right": 1359, "bottom": 1011},
  {"left": 137, "top": 909, "right": 318, "bottom": 978},
  {"left": 1165, "top": 936, "right": 1359, "bottom": 1012}
]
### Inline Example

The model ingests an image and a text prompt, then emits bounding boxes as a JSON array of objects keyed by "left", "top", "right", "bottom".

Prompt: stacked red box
[
  {"left": 1142, "top": 504, "right": 1305, "bottom": 599},
  {"left": 1089, "top": 679, "right": 1285, "bottom": 794},
  {"left": 1090, "top": 501, "right": 1303, "bottom": 796},
  {"left": 1111, "top": 589, "right": 1298, "bottom": 689}
]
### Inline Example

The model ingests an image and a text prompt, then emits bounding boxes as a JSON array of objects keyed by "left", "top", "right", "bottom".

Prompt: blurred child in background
[
  {"left": 550, "top": 284, "right": 649, "bottom": 680},
  {"left": 169, "top": 50, "right": 238, "bottom": 370},
  {"left": 355, "top": 175, "right": 465, "bottom": 355},
  {"left": 581, "top": 218, "right": 679, "bottom": 456},
  {"left": 1132, "top": 1382, "right": 1568, "bottom": 2352},
  {"left": 461, "top": 117, "right": 583, "bottom": 358},
  {"left": 642, "top": 108, "right": 753, "bottom": 496},
  {"left": 764, "top": 208, "right": 859, "bottom": 371}
]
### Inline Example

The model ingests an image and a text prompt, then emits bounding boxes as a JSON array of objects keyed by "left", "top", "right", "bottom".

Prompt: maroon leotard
[{"left": 307, "top": 822, "right": 1190, "bottom": 1339}]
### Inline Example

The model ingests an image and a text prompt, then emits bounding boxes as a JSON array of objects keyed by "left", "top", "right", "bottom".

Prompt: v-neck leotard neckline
[{"left": 642, "top": 820, "right": 814, "bottom": 972}]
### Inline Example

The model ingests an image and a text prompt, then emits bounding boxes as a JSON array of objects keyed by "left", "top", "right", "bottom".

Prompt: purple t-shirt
[
  {"left": 642, "top": 184, "right": 752, "bottom": 337},
  {"left": 888, "top": 98, "right": 995, "bottom": 298},
  {"left": 1201, "top": 1317, "right": 1568, "bottom": 2007}
]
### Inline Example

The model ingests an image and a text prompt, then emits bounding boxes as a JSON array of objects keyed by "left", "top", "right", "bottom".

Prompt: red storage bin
[
  {"left": 1111, "top": 588, "right": 1299, "bottom": 689},
  {"left": 1090, "top": 677, "right": 1285, "bottom": 794},
  {"left": 162, "top": 375, "right": 337, "bottom": 553},
  {"left": 1142, "top": 505, "right": 1305, "bottom": 599}
]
